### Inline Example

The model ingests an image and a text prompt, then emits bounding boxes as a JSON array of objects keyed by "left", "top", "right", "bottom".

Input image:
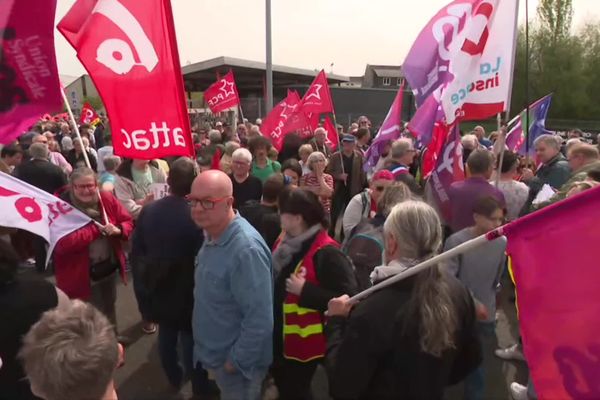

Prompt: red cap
[{"left": 372, "top": 170, "right": 394, "bottom": 181}]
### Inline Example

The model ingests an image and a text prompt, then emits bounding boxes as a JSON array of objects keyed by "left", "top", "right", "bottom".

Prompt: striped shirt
[{"left": 301, "top": 173, "right": 334, "bottom": 213}]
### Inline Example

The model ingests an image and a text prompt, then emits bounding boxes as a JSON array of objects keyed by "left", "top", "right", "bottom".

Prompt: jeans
[
  {"left": 210, "top": 366, "right": 266, "bottom": 400},
  {"left": 464, "top": 321, "right": 497, "bottom": 400},
  {"left": 158, "top": 324, "right": 215, "bottom": 395}
]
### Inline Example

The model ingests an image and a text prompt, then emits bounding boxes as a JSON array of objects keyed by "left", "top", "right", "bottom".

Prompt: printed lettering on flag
[
  {"left": 261, "top": 91, "right": 304, "bottom": 151},
  {"left": 323, "top": 115, "right": 339, "bottom": 151},
  {"left": 0, "top": 0, "right": 62, "bottom": 144},
  {"left": 204, "top": 71, "right": 241, "bottom": 113},
  {"left": 0, "top": 172, "right": 91, "bottom": 264},
  {"left": 58, "top": 0, "right": 194, "bottom": 160},
  {"left": 403, "top": 0, "right": 518, "bottom": 129}
]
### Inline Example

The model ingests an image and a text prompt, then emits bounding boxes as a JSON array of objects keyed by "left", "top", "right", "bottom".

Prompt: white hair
[
  {"left": 232, "top": 148, "right": 252, "bottom": 163},
  {"left": 390, "top": 138, "right": 414, "bottom": 159},
  {"left": 534, "top": 134, "right": 561, "bottom": 150},
  {"left": 461, "top": 134, "right": 479, "bottom": 151},
  {"left": 307, "top": 151, "right": 327, "bottom": 171},
  {"left": 314, "top": 127, "right": 326, "bottom": 136},
  {"left": 208, "top": 129, "right": 222, "bottom": 143}
]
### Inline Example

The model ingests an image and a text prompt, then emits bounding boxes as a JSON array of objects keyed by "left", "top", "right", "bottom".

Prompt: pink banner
[{"left": 0, "top": 0, "right": 62, "bottom": 144}]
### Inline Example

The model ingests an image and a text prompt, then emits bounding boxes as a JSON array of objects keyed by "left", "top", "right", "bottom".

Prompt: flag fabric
[
  {"left": 261, "top": 91, "right": 304, "bottom": 151},
  {"left": 502, "top": 185, "right": 600, "bottom": 399},
  {"left": 80, "top": 102, "right": 101, "bottom": 125},
  {"left": 0, "top": 0, "right": 62, "bottom": 144},
  {"left": 323, "top": 115, "right": 339, "bottom": 151},
  {"left": 301, "top": 70, "right": 334, "bottom": 115},
  {"left": 204, "top": 71, "right": 241, "bottom": 113},
  {"left": 427, "top": 123, "right": 464, "bottom": 221},
  {"left": 421, "top": 122, "right": 450, "bottom": 179},
  {"left": 0, "top": 172, "right": 91, "bottom": 264},
  {"left": 506, "top": 94, "right": 553, "bottom": 155},
  {"left": 285, "top": 90, "right": 310, "bottom": 134},
  {"left": 404, "top": 0, "right": 519, "bottom": 144},
  {"left": 364, "top": 85, "right": 404, "bottom": 172},
  {"left": 58, "top": 0, "right": 194, "bottom": 160}
]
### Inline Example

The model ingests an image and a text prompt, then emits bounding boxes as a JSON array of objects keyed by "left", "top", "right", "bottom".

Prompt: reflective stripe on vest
[{"left": 282, "top": 230, "right": 338, "bottom": 362}]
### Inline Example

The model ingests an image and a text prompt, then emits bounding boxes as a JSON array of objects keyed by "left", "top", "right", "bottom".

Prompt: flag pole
[
  {"left": 60, "top": 88, "right": 109, "bottom": 225},
  {"left": 349, "top": 230, "right": 500, "bottom": 303},
  {"left": 524, "top": 0, "right": 531, "bottom": 163},
  {"left": 494, "top": 113, "right": 506, "bottom": 187}
]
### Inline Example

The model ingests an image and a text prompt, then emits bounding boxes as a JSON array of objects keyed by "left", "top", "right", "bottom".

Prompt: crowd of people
[{"left": 1, "top": 114, "right": 600, "bottom": 400}]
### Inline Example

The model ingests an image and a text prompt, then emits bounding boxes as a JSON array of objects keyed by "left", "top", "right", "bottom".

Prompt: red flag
[
  {"left": 80, "top": 102, "right": 100, "bottom": 125},
  {"left": 204, "top": 71, "right": 240, "bottom": 113},
  {"left": 58, "top": 0, "right": 193, "bottom": 160},
  {"left": 427, "top": 123, "right": 464, "bottom": 221},
  {"left": 0, "top": 0, "right": 62, "bottom": 144},
  {"left": 421, "top": 122, "right": 449, "bottom": 179},
  {"left": 301, "top": 70, "right": 334, "bottom": 114},
  {"left": 323, "top": 115, "right": 339, "bottom": 151},
  {"left": 502, "top": 185, "right": 600, "bottom": 399},
  {"left": 261, "top": 91, "right": 304, "bottom": 151},
  {"left": 285, "top": 90, "right": 310, "bottom": 133},
  {"left": 210, "top": 147, "right": 222, "bottom": 170}
]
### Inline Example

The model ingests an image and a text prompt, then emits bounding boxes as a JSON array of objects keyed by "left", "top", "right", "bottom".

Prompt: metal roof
[{"left": 372, "top": 67, "right": 402, "bottom": 78}]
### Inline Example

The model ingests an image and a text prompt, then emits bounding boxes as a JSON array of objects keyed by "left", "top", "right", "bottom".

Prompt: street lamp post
[{"left": 265, "top": 0, "right": 273, "bottom": 114}]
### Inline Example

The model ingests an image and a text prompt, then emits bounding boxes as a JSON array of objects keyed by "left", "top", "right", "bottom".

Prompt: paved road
[{"left": 30, "top": 268, "right": 527, "bottom": 400}]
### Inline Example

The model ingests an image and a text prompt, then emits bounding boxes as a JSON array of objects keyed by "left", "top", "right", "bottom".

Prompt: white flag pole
[
  {"left": 60, "top": 88, "right": 109, "bottom": 225},
  {"left": 349, "top": 230, "right": 498, "bottom": 303}
]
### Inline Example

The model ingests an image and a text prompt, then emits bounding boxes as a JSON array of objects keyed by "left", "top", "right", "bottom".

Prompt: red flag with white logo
[
  {"left": 0, "top": 172, "right": 91, "bottom": 264},
  {"left": 80, "top": 102, "right": 101, "bottom": 125},
  {"left": 323, "top": 115, "right": 339, "bottom": 151},
  {"left": 261, "top": 91, "right": 304, "bottom": 151},
  {"left": 57, "top": 0, "right": 193, "bottom": 160},
  {"left": 301, "top": 70, "right": 334, "bottom": 114},
  {"left": 0, "top": 0, "right": 62, "bottom": 145},
  {"left": 204, "top": 71, "right": 241, "bottom": 113}
]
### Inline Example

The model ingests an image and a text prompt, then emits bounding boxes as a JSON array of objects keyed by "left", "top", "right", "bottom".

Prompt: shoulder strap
[{"left": 360, "top": 190, "right": 369, "bottom": 216}]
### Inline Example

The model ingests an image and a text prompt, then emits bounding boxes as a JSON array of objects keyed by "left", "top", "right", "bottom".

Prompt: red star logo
[
  {"left": 304, "top": 84, "right": 322, "bottom": 101},
  {"left": 219, "top": 79, "right": 236, "bottom": 97},
  {"left": 279, "top": 103, "right": 297, "bottom": 119}
]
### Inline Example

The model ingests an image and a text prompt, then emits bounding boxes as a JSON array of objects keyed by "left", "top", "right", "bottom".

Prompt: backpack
[{"left": 342, "top": 222, "right": 385, "bottom": 291}]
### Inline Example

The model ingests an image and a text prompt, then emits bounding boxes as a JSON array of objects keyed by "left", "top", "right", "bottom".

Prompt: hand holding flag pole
[{"left": 60, "top": 87, "right": 109, "bottom": 225}]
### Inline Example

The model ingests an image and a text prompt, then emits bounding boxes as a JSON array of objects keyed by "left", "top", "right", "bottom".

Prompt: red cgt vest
[{"left": 275, "top": 229, "right": 338, "bottom": 362}]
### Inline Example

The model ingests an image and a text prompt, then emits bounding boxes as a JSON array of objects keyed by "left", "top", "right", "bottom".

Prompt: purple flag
[
  {"left": 364, "top": 85, "right": 404, "bottom": 172},
  {"left": 506, "top": 94, "right": 553, "bottom": 156}
]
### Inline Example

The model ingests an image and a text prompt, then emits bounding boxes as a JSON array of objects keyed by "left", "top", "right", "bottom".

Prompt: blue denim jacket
[{"left": 193, "top": 214, "right": 274, "bottom": 378}]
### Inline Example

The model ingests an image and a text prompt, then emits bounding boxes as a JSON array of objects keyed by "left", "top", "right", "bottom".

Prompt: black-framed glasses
[{"left": 186, "top": 196, "right": 230, "bottom": 210}]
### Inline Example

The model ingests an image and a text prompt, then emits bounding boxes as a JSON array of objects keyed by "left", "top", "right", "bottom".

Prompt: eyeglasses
[
  {"left": 73, "top": 183, "right": 97, "bottom": 190},
  {"left": 186, "top": 196, "right": 230, "bottom": 210}
]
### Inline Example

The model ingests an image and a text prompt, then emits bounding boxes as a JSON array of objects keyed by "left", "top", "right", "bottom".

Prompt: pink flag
[
  {"left": 0, "top": 0, "right": 62, "bottom": 144},
  {"left": 364, "top": 85, "right": 404, "bottom": 171},
  {"left": 0, "top": 172, "right": 91, "bottom": 264},
  {"left": 503, "top": 185, "right": 600, "bottom": 399}
]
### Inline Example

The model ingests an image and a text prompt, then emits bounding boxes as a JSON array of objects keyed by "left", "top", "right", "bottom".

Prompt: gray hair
[
  {"left": 232, "top": 148, "right": 252, "bottom": 163},
  {"left": 19, "top": 300, "right": 119, "bottom": 400},
  {"left": 103, "top": 155, "right": 121, "bottom": 172},
  {"left": 534, "top": 134, "right": 561, "bottom": 150},
  {"left": 29, "top": 143, "right": 49, "bottom": 160},
  {"left": 461, "top": 134, "right": 479, "bottom": 151},
  {"left": 383, "top": 201, "right": 458, "bottom": 356},
  {"left": 314, "top": 127, "right": 326, "bottom": 136},
  {"left": 390, "top": 138, "right": 414, "bottom": 159},
  {"left": 69, "top": 167, "right": 96, "bottom": 184},
  {"left": 298, "top": 144, "right": 313, "bottom": 158},
  {"left": 224, "top": 141, "right": 241, "bottom": 156},
  {"left": 376, "top": 182, "right": 413, "bottom": 217},
  {"left": 307, "top": 151, "right": 327, "bottom": 171},
  {"left": 208, "top": 129, "right": 222, "bottom": 143}
]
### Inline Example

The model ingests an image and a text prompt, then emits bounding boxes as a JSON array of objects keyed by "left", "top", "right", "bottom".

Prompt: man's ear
[{"left": 116, "top": 343, "right": 124, "bottom": 369}]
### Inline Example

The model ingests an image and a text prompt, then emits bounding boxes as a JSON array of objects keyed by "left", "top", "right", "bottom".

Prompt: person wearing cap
[
  {"left": 326, "top": 134, "right": 367, "bottom": 239},
  {"left": 341, "top": 169, "right": 394, "bottom": 238}
]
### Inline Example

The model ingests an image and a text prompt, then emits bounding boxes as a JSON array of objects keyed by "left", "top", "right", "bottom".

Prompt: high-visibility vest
[{"left": 278, "top": 229, "right": 338, "bottom": 362}]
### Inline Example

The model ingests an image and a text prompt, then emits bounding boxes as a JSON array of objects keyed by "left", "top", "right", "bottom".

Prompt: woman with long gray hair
[{"left": 325, "top": 201, "right": 481, "bottom": 399}]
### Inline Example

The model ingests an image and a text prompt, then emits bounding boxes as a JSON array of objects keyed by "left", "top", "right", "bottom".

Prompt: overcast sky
[{"left": 54, "top": 0, "right": 599, "bottom": 78}]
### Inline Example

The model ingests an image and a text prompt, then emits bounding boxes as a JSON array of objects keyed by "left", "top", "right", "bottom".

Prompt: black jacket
[
  {"left": 13, "top": 159, "right": 67, "bottom": 194},
  {"left": 325, "top": 274, "right": 481, "bottom": 400},
  {"left": 66, "top": 149, "right": 98, "bottom": 172},
  {"left": 273, "top": 231, "right": 358, "bottom": 360},
  {"left": 239, "top": 201, "right": 280, "bottom": 249},
  {"left": 131, "top": 196, "right": 203, "bottom": 330}
]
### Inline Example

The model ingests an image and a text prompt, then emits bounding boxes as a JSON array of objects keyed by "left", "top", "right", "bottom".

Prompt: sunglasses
[{"left": 186, "top": 196, "right": 230, "bottom": 210}]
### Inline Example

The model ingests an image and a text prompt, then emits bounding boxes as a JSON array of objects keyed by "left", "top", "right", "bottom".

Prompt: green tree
[{"left": 537, "top": 0, "right": 573, "bottom": 41}]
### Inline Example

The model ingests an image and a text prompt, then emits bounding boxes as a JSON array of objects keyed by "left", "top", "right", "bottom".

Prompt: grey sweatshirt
[{"left": 443, "top": 227, "right": 506, "bottom": 323}]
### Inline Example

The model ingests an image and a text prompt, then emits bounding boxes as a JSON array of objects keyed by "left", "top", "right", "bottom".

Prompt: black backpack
[{"left": 342, "top": 222, "right": 385, "bottom": 291}]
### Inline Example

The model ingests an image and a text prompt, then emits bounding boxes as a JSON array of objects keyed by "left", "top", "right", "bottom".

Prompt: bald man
[{"left": 189, "top": 170, "right": 273, "bottom": 399}]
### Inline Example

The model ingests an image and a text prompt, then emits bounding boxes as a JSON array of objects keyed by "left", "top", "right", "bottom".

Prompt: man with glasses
[
  {"left": 385, "top": 138, "right": 421, "bottom": 195},
  {"left": 229, "top": 148, "right": 263, "bottom": 209},
  {"left": 189, "top": 170, "right": 273, "bottom": 400}
]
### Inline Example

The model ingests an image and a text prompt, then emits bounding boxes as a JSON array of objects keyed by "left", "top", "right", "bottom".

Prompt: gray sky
[{"left": 54, "top": 0, "right": 599, "bottom": 78}]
